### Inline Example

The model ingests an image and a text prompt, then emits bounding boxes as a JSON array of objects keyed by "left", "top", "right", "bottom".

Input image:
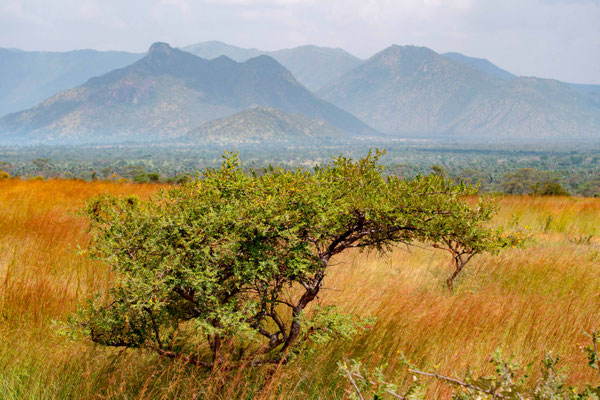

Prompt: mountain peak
[
  {"left": 140, "top": 42, "right": 196, "bottom": 71},
  {"left": 364, "top": 45, "right": 437, "bottom": 68},
  {"left": 381, "top": 44, "right": 436, "bottom": 57},
  {"left": 244, "top": 55, "right": 290, "bottom": 76},
  {"left": 246, "top": 54, "right": 281, "bottom": 66},
  {"left": 148, "top": 42, "right": 174, "bottom": 55}
]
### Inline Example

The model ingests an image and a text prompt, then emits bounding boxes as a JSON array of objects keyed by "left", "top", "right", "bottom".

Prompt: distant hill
[
  {"left": 565, "top": 83, "right": 600, "bottom": 106},
  {"left": 319, "top": 45, "right": 600, "bottom": 139},
  {"left": 182, "top": 41, "right": 363, "bottom": 92},
  {"left": 182, "top": 41, "right": 263, "bottom": 62},
  {"left": 186, "top": 106, "right": 343, "bottom": 144},
  {"left": 442, "top": 52, "right": 600, "bottom": 106},
  {"left": 319, "top": 45, "right": 500, "bottom": 135},
  {"left": 0, "top": 48, "right": 142, "bottom": 116},
  {"left": 0, "top": 43, "right": 375, "bottom": 142},
  {"left": 442, "top": 52, "right": 516, "bottom": 81}
]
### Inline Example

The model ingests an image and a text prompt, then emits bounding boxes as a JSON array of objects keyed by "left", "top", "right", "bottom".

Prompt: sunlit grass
[{"left": 1, "top": 180, "right": 600, "bottom": 398}]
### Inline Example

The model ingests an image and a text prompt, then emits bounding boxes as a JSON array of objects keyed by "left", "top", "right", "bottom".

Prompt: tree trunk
[
  {"left": 279, "top": 257, "right": 328, "bottom": 355},
  {"left": 446, "top": 253, "right": 470, "bottom": 291}
]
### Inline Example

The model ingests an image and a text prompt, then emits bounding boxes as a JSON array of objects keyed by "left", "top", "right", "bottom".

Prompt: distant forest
[{"left": 2, "top": 141, "right": 600, "bottom": 197}]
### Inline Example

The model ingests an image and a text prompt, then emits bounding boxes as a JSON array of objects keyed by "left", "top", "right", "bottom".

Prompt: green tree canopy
[
  {"left": 502, "top": 168, "right": 569, "bottom": 196},
  {"left": 72, "top": 151, "right": 518, "bottom": 367}
]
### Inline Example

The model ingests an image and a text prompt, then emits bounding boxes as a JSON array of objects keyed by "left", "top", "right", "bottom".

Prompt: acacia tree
[{"left": 72, "top": 151, "right": 518, "bottom": 367}]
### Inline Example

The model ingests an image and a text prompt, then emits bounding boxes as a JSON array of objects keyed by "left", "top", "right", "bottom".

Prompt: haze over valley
[{"left": 1, "top": 39, "right": 599, "bottom": 144}]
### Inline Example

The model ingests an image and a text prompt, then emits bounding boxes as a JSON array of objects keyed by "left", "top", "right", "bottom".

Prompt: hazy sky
[{"left": 1, "top": 0, "right": 599, "bottom": 84}]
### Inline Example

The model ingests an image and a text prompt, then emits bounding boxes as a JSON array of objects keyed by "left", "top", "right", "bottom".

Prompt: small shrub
[{"left": 340, "top": 331, "right": 600, "bottom": 399}]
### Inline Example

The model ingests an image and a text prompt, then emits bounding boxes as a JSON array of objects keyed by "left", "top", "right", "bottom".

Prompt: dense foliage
[{"left": 71, "top": 151, "right": 517, "bottom": 367}]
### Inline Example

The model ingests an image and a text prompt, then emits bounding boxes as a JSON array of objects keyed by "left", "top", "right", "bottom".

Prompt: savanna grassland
[{"left": 1, "top": 178, "right": 600, "bottom": 399}]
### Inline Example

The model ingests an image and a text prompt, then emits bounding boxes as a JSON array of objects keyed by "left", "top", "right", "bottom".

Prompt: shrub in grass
[{"left": 70, "top": 151, "right": 519, "bottom": 368}]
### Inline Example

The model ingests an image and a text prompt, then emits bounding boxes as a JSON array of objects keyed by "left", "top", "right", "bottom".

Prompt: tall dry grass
[{"left": 1, "top": 181, "right": 599, "bottom": 399}]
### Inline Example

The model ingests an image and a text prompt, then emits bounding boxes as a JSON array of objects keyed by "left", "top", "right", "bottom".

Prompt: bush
[
  {"left": 166, "top": 174, "right": 193, "bottom": 185},
  {"left": 70, "top": 151, "right": 518, "bottom": 368},
  {"left": 132, "top": 173, "right": 150, "bottom": 183},
  {"left": 531, "top": 181, "right": 570, "bottom": 196},
  {"left": 133, "top": 172, "right": 162, "bottom": 183},
  {"left": 147, "top": 172, "right": 160, "bottom": 183}
]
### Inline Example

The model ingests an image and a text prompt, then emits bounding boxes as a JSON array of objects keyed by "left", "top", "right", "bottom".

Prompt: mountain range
[
  {"left": 0, "top": 40, "right": 599, "bottom": 142},
  {"left": 319, "top": 45, "right": 600, "bottom": 138},
  {"left": 182, "top": 41, "right": 363, "bottom": 92},
  {"left": 0, "top": 41, "right": 362, "bottom": 116},
  {"left": 0, "top": 43, "right": 373, "bottom": 141},
  {"left": 443, "top": 52, "right": 600, "bottom": 106},
  {"left": 0, "top": 48, "right": 142, "bottom": 116}
]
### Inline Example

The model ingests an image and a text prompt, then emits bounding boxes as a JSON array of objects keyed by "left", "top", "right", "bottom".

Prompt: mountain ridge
[
  {"left": 440, "top": 52, "right": 600, "bottom": 105},
  {"left": 0, "top": 43, "right": 375, "bottom": 142},
  {"left": 2, "top": 41, "right": 599, "bottom": 142},
  {"left": 442, "top": 52, "right": 516, "bottom": 81},
  {"left": 319, "top": 44, "right": 600, "bottom": 138},
  {"left": 0, "top": 47, "right": 142, "bottom": 116},
  {"left": 182, "top": 41, "right": 363, "bottom": 91},
  {"left": 2, "top": 40, "right": 598, "bottom": 120}
]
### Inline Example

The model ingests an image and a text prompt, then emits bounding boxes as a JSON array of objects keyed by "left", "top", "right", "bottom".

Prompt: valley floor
[{"left": 1, "top": 179, "right": 599, "bottom": 398}]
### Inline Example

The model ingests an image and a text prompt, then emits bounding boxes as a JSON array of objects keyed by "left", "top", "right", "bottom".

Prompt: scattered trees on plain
[{"left": 502, "top": 168, "right": 570, "bottom": 196}]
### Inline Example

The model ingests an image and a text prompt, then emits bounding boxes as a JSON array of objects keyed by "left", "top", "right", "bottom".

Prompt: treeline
[
  {"left": 423, "top": 165, "right": 576, "bottom": 196},
  {"left": 1, "top": 143, "right": 600, "bottom": 196}
]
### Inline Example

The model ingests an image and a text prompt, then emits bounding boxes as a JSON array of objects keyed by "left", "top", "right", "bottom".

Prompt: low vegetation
[{"left": 341, "top": 335, "right": 600, "bottom": 399}]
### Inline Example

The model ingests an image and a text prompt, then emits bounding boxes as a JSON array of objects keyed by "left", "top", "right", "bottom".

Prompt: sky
[{"left": 1, "top": 0, "right": 599, "bottom": 84}]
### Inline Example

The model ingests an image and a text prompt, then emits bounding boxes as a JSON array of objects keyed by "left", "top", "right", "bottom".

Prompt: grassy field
[{"left": 1, "top": 179, "right": 600, "bottom": 399}]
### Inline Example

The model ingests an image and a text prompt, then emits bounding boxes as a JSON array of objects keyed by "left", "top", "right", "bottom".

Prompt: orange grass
[{"left": 1, "top": 181, "right": 599, "bottom": 399}]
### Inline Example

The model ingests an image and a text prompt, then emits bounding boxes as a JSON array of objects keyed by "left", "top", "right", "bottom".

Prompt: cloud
[{"left": 0, "top": 0, "right": 598, "bottom": 83}]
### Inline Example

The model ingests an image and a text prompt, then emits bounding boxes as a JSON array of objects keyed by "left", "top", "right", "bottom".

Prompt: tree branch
[
  {"left": 152, "top": 347, "right": 214, "bottom": 368},
  {"left": 408, "top": 368, "right": 506, "bottom": 398}
]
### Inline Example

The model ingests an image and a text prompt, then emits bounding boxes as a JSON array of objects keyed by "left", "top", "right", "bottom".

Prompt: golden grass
[{"left": 1, "top": 181, "right": 599, "bottom": 399}]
